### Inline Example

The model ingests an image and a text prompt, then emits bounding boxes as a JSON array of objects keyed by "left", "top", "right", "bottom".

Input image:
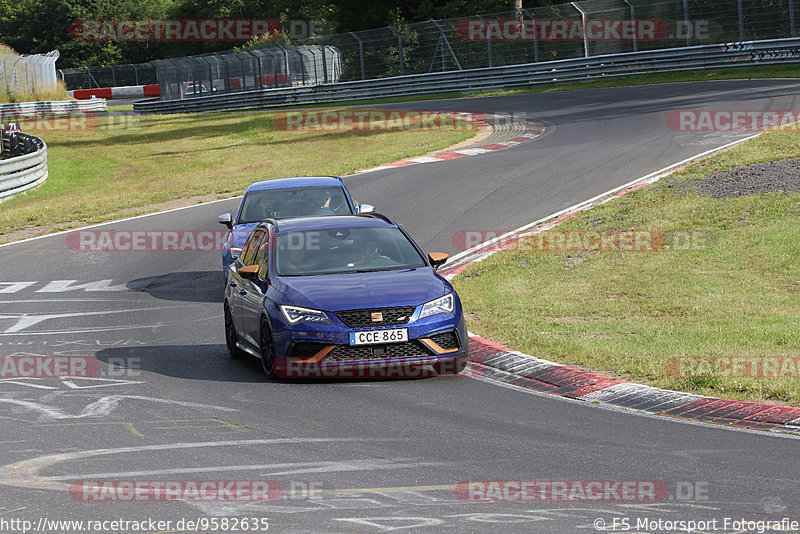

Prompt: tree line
[{"left": 0, "top": 0, "right": 530, "bottom": 68}]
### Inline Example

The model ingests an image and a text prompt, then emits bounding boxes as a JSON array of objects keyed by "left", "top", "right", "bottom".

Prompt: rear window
[{"left": 238, "top": 186, "right": 351, "bottom": 223}]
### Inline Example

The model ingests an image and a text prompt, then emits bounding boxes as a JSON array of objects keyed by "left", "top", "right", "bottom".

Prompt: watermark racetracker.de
[
  {"left": 668, "top": 356, "right": 800, "bottom": 378},
  {"left": 667, "top": 110, "right": 800, "bottom": 132},
  {"left": 69, "top": 19, "right": 321, "bottom": 41},
  {"left": 451, "top": 229, "right": 714, "bottom": 253},
  {"left": 0, "top": 355, "right": 141, "bottom": 378},
  {"left": 66, "top": 230, "right": 228, "bottom": 253},
  {"left": 454, "top": 19, "right": 711, "bottom": 42}
]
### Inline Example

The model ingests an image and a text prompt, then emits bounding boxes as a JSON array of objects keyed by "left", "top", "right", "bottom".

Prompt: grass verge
[
  {"left": 452, "top": 127, "right": 800, "bottom": 405},
  {"left": 0, "top": 109, "right": 475, "bottom": 241}
]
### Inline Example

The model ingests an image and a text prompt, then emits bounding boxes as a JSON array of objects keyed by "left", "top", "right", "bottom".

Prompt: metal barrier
[
  {"left": 0, "top": 131, "right": 47, "bottom": 200},
  {"left": 134, "top": 37, "right": 800, "bottom": 114},
  {"left": 0, "top": 98, "right": 107, "bottom": 117}
]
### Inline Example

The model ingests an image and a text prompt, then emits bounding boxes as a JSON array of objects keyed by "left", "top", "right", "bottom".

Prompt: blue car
[
  {"left": 218, "top": 176, "right": 373, "bottom": 271},
  {"left": 223, "top": 214, "right": 468, "bottom": 379}
]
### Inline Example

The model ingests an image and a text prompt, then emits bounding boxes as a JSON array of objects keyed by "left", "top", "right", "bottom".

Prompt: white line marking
[
  {"left": 0, "top": 438, "right": 409, "bottom": 491},
  {"left": 0, "top": 306, "right": 177, "bottom": 333}
]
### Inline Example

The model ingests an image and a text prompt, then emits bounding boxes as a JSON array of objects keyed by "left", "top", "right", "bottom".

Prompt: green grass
[
  {"left": 0, "top": 109, "right": 474, "bottom": 240},
  {"left": 453, "top": 126, "right": 800, "bottom": 405}
]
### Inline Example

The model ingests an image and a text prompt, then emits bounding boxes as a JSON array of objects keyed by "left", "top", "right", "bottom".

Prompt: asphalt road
[{"left": 1, "top": 80, "right": 799, "bottom": 533}]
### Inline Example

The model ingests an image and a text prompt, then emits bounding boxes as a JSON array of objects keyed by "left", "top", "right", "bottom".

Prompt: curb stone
[{"left": 354, "top": 115, "right": 546, "bottom": 175}]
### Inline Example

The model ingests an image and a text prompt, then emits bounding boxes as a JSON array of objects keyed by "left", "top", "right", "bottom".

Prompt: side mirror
[
  {"left": 238, "top": 264, "right": 259, "bottom": 279},
  {"left": 358, "top": 203, "right": 375, "bottom": 214},
  {"left": 428, "top": 252, "right": 449, "bottom": 270},
  {"left": 218, "top": 213, "right": 232, "bottom": 229}
]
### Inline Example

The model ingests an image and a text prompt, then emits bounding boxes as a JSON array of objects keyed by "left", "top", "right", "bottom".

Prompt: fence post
[
  {"left": 389, "top": 27, "right": 405, "bottom": 76},
  {"left": 682, "top": 0, "right": 691, "bottom": 46},
  {"left": 738, "top": 0, "right": 745, "bottom": 40},
  {"left": 430, "top": 20, "right": 462, "bottom": 71},
  {"left": 475, "top": 16, "right": 493, "bottom": 68},
  {"left": 624, "top": 0, "right": 638, "bottom": 52},
  {"left": 348, "top": 32, "right": 366, "bottom": 80},
  {"left": 571, "top": 2, "right": 590, "bottom": 57},
  {"left": 523, "top": 9, "right": 540, "bottom": 63}
]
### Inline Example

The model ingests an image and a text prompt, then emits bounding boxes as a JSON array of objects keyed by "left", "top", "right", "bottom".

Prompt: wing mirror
[
  {"left": 218, "top": 213, "right": 232, "bottom": 229},
  {"left": 428, "top": 252, "right": 449, "bottom": 270},
  {"left": 237, "top": 265, "right": 259, "bottom": 279},
  {"left": 358, "top": 203, "right": 375, "bottom": 214}
]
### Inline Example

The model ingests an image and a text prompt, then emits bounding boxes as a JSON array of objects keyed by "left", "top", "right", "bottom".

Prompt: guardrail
[
  {"left": 134, "top": 38, "right": 800, "bottom": 114},
  {"left": 0, "top": 98, "right": 107, "bottom": 117},
  {"left": 0, "top": 132, "right": 47, "bottom": 200}
]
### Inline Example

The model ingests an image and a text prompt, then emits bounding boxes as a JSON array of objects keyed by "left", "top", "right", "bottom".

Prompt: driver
[
  {"left": 312, "top": 190, "right": 337, "bottom": 215},
  {"left": 260, "top": 197, "right": 277, "bottom": 219},
  {"left": 352, "top": 238, "right": 394, "bottom": 268}
]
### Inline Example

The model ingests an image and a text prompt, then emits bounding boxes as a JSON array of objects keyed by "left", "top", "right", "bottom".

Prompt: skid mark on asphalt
[
  {"left": 0, "top": 377, "right": 143, "bottom": 390},
  {"left": 32, "top": 418, "right": 248, "bottom": 438},
  {"left": 0, "top": 394, "right": 237, "bottom": 420},
  {"left": 35, "top": 421, "right": 145, "bottom": 437}
]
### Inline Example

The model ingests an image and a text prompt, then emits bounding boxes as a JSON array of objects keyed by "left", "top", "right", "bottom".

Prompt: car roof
[
  {"left": 267, "top": 215, "right": 395, "bottom": 234},
  {"left": 245, "top": 176, "right": 344, "bottom": 192}
]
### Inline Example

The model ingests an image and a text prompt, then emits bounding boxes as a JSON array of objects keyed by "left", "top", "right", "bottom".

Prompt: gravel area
[{"left": 692, "top": 157, "right": 800, "bottom": 198}]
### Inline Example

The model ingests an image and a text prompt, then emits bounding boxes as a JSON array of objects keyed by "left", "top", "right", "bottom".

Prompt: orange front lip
[
  {"left": 286, "top": 345, "right": 335, "bottom": 363},
  {"left": 419, "top": 337, "right": 460, "bottom": 354}
]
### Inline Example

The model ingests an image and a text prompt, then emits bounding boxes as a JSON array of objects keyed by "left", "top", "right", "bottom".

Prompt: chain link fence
[
  {"left": 60, "top": 0, "right": 800, "bottom": 99},
  {"left": 59, "top": 62, "right": 156, "bottom": 90},
  {"left": 1, "top": 51, "right": 60, "bottom": 94}
]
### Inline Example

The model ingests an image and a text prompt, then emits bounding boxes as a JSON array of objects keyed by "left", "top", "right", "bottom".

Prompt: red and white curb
[
  {"left": 467, "top": 335, "right": 800, "bottom": 432},
  {"left": 451, "top": 133, "right": 800, "bottom": 433},
  {"left": 354, "top": 118, "right": 546, "bottom": 174},
  {"left": 69, "top": 84, "right": 160, "bottom": 100}
]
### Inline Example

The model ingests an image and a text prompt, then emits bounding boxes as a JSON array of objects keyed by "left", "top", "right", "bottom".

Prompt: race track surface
[{"left": 1, "top": 80, "right": 799, "bottom": 533}]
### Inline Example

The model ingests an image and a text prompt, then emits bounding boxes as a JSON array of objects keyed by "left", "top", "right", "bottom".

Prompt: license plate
[{"left": 349, "top": 328, "right": 408, "bottom": 345}]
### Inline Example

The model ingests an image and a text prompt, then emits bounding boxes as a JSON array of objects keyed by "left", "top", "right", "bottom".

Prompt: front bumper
[{"left": 271, "top": 313, "right": 468, "bottom": 379}]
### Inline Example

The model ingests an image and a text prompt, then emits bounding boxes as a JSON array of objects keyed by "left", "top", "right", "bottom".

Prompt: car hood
[
  {"left": 231, "top": 223, "right": 258, "bottom": 247},
  {"left": 275, "top": 268, "right": 449, "bottom": 311}
]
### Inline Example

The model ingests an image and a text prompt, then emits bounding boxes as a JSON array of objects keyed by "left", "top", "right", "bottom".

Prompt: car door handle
[{"left": 239, "top": 289, "right": 247, "bottom": 296}]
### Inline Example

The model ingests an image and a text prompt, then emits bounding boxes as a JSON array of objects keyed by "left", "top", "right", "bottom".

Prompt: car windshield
[
  {"left": 238, "top": 186, "right": 351, "bottom": 223},
  {"left": 275, "top": 226, "right": 427, "bottom": 276}
]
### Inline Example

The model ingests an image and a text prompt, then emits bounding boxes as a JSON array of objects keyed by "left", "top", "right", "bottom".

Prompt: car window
[
  {"left": 240, "top": 228, "right": 266, "bottom": 266},
  {"left": 257, "top": 234, "right": 271, "bottom": 279},
  {"left": 238, "top": 186, "right": 352, "bottom": 223},
  {"left": 275, "top": 226, "right": 426, "bottom": 276}
]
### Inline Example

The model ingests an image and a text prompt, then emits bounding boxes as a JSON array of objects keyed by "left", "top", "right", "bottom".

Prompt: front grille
[
  {"left": 327, "top": 340, "right": 431, "bottom": 363},
  {"left": 335, "top": 307, "right": 415, "bottom": 328},
  {"left": 288, "top": 342, "right": 329, "bottom": 358},
  {"left": 427, "top": 331, "right": 460, "bottom": 351}
]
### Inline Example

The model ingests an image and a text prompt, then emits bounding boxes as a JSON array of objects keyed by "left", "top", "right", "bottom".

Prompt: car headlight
[
  {"left": 419, "top": 293, "right": 454, "bottom": 318},
  {"left": 230, "top": 247, "right": 242, "bottom": 259},
  {"left": 280, "top": 305, "right": 333, "bottom": 325}
]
